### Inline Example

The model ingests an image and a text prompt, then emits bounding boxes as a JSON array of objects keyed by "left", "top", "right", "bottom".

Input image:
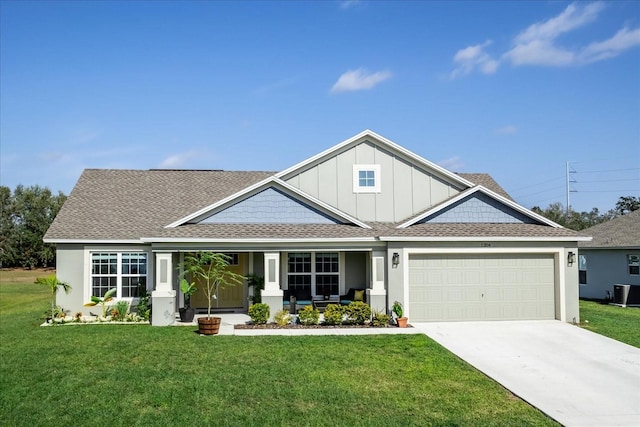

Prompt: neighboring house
[
  {"left": 578, "top": 210, "right": 640, "bottom": 300},
  {"left": 44, "top": 130, "right": 589, "bottom": 324}
]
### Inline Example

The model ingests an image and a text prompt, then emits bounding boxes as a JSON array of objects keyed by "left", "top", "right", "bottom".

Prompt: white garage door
[{"left": 409, "top": 253, "right": 556, "bottom": 321}]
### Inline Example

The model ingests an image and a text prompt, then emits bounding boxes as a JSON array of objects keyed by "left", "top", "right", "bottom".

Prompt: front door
[{"left": 191, "top": 253, "right": 246, "bottom": 310}]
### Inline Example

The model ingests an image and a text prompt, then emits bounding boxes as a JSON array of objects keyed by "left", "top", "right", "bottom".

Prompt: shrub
[
  {"left": 135, "top": 284, "right": 151, "bottom": 321},
  {"left": 345, "top": 301, "right": 371, "bottom": 325},
  {"left": 274, "top": 309, "right": 291, "bottom": 326},
  {"left": 298, "top": 305, "right": 319, "bottom": 326},
  {"left": 248, "top": 303, "right": 270, "bottom": 324},
  {"left": 371, "top": 310, "right": 390, "bottom": 327},
  {"left": 323, "top": 304, "right": 344, "bottom": 325},
  {"left": 110, "top": 300, "right": 130, "bottom": 321}
]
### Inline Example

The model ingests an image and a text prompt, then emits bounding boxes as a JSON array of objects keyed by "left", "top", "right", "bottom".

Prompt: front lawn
[
  {"left": 0, "top": 279, "right": 556, "bottom": 426},
  {"left": 579, "top": 299, "right": 640, "bottom": 347}
]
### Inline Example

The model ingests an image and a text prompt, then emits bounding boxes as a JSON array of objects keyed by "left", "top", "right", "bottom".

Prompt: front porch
[{"left": 151, "top": 249, "right": 390, "bottom": 326}]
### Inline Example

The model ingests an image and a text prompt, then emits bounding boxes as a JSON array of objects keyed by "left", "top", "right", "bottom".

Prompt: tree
[
  {"left": 179, "top": 252, "right": 244, "bottom": 318},
  {"left": 36, "top": 274, "right": 71, "bottom": 320},
  {"left": 0, "top": 185, "right": 67, "bottom": 268},
  {"left": 615, "top": 196, "right": 640, "bottom": 215}
]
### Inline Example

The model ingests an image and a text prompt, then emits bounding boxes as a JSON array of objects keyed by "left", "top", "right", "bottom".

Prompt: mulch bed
[{"left": 235, "top": 323, "right": 411, "bottom": 329}]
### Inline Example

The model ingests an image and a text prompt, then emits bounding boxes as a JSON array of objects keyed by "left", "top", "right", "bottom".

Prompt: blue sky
[{"left": 1, "top": 0, "right": 638, "bottom": 214}]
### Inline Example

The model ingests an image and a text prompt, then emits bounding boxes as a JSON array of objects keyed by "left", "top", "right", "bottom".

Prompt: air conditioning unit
[{"left": 613, "top": 284, "right": 640, "bottom": 306}]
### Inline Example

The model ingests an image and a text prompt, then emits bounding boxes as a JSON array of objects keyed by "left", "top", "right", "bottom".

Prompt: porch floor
[{"left": 174, "top": 313, "right": 420, "bottom": 336}]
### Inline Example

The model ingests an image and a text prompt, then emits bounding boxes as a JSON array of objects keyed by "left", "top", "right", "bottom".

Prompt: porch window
[
  {"left": 91, "top": 252, "right": 147, "bottom": 298},
  {"left": 287, "top": 252, "right": 339, "bottom": 297}
]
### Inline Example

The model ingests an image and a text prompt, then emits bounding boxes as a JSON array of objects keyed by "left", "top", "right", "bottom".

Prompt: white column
[
  {"left": 261, "top": 252, "right": 283, "bottom": 322},
  {"left": 367, "top": 250, "right": 387, "bottom": 313},
  {"left": 262, "top": 252, "right": 281, "bottom": 296},
  {"left": 152, "top": 252, "right": 176, "bottom": 326}
]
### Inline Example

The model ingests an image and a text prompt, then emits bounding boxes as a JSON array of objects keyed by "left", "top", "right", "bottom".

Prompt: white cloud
[
  {"left": 437, "top": 156, "right": 464, "bottom": 171},
  {"left": 495, "top": 125, "right": 518, "bottom": 135},
  {"left": 514, "top": 2, "right": 604, "bottom": 44},
  {"left": 579, "top": 27, "right": 640, "bottom": 63},
  {"left": 331, "top": 68, "right": 392, "bottom": 93},
  {"left": 158, "top": 150, "right": 199, "bottom": 169},
  {"left": 451, "top": 2, "right": 640, "bottom": 76},
  {"left": 339, "top": 0, "right": 361, "bottom": 10},
  {"left": 450, "top": 40, "right": 499, "bottom": 79}
]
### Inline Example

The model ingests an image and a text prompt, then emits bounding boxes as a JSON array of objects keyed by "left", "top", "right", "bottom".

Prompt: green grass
[
  {"left": 579, "top": 299, "right": 640, "bottom": 347},
  {"left": 0, "top": 277, "right": 557, "bottom": 426}
]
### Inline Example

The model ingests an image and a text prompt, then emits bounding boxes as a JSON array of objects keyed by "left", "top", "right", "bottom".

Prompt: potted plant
[
  {"left": 178, "top": 278, "right": 197, "bottom": 322},
  {"left": 392, "top": 300, "right": 408, "bottom": 328},
  {"left": 246, "top": 273, "right": 264, "bottom": 304},
  {"left": 179, "top": 252, "right": 244, "bottom": 335},
  {"left": 36, "top": 275, "right": 71, "bottom": 322}
]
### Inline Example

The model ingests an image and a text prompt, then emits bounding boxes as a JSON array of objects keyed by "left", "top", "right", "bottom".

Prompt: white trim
[
  {"left": 276, "top": 130, "right": 474, "bottom": 189},
  {"left": 83, "top": 247, "right": 152, "bottom": 305},
  {"left": 45, "top": 239, "right": 143, "bottom": 244},
  {"left": 381, "top": 236, "right": 592, "bottom": 242},
  {"left": 164, "top": 176, "right": 371, "bottom": 229},
  {"left": 142, "top": 237, "right": 379, "bottom": 243},
  {"left": 397, "top": 185, "right": 565, "bottom": 229},
  {"left": 353, "top": 164, "right": 381, "bottom": 193},
  {"left": 401, "top": 247, "right": 568, "bottom": 322}
]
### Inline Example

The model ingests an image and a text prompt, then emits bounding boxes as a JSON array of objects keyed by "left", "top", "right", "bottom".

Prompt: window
[
  {"left": 91, "top": 252, "right": 147, "bottom": 298},
  {"left": 629, "top": 255, "right": 639, "bottom": 276},
  {"left": 224, "top": 253, "right": 239, "bottom": 266},
  {"left": 287, "top": 252, "right": 340, "bottom": 297},
  {"left": 578, "top": 255, "right": 587, "bottom": 285},
  {"left": 353, "top": 164, "right": 381, "bottom": 193}
]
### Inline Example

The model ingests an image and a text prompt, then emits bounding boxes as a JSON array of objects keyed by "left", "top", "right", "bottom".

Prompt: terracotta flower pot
[
  {"left": 198, "top": 316, "right": 221, "bottom": 335},
  {"left": 397, "top": 317, "right": 408, "bottom": 328}
]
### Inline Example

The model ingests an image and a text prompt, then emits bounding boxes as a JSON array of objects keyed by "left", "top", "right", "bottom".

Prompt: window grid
[
  {"left": 287, "top": 252, "right": 339, "bottom": 297},
  {"left": 91, "top": 252, "right": 148, "bottom": 299},
  {"left": 358, "top": 170, "right": 375, "bottom": 187}
]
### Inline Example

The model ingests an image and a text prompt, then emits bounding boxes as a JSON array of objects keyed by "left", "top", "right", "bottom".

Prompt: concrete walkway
[{"left": 414, "top": 320, "right": 640, "bottom": 427}]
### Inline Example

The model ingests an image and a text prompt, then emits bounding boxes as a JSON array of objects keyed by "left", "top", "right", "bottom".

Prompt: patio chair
[
  {"left": 283, "top": 288, "right": 313, "bottom": 314},
  {"left": 339, "top": 288, "right": 366, "bottom": 305}
]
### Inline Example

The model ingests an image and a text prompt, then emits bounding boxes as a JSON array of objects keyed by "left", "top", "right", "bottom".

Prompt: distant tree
[
  {"left": 615, "top": 196, "right": 640, "bottom": 215},
  {"left": 0, "top": 185, "right": 67, "bottom": 269},
  {"left": 532, "top": 203, "right": 614, "bottom": 231}
]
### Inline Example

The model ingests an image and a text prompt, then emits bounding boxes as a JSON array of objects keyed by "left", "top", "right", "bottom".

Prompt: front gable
[
  {"left": 199, "top": 187, "right": 339, "bottom": 225},
  {"left": 277, "top": 130, "right": 473, "bottom": 223},
  {"left": 419, "top": 192, "right": 537, "bottom": 224},
  {"left": 398, "top": 186, "right": 561, "bottom": 228},
  {"left": 166, "top": 177, "right": 371, "bottom": 229}
]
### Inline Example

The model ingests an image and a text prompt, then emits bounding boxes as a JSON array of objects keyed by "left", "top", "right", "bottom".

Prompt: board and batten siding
[{"left": 286, "top": 141, "right": 461, "bottom": 222}]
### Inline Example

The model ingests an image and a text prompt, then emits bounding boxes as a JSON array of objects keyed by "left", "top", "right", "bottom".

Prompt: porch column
[
  {"left": 367, "top": 250, "right": 387, "bottom": 313},
  {"left": 261, "top": 252, "right": 283, "bottom": 322},
  {"left": 152, "top": 252, "right": 176, "bottom": 326}
]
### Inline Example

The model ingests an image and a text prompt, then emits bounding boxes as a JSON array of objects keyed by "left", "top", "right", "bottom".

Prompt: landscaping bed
[{"left": 235, "top": 322, "right": 410, "bottom": 329}]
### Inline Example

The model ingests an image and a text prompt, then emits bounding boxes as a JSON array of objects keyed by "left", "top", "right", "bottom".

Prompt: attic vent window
[{"left": 353, "top": 164, "right": 381, "bottom": 193}]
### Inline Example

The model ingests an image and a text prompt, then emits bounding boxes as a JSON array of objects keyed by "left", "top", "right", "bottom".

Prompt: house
[
  {"left": 578, "top": 210, "right": 640, "bottom": 300},
  {"left": 44, "top": 130, "right": 589, "bottom": 325}
]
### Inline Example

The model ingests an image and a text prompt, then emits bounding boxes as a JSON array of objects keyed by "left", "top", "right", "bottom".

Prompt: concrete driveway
[{"left": 415, "top": 320, "right": 640, "bottom": 427}]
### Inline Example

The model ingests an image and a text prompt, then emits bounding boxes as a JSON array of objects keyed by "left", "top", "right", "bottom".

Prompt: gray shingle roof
[
  {"left": 44, "top": 169, "right": 274, "bottom": 240},
  {"left": 578, "top": 210, "right": 640, "bottom": 248},
  {"left": 45, "top": 168, "right": 581, "bottom": 242}
]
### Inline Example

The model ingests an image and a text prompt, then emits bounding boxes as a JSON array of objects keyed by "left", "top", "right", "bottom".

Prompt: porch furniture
[
  {"left": 339, "top": 288, "right": 366, "bottom": 305},
  {"left": 312, "top": 298, "right": 340, "bottom": 313},
  {"left": 283, "top": 289, "right": 313, "bottom": 314}
]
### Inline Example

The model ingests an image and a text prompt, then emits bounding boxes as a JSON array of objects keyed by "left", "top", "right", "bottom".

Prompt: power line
[
  {"left": 509, "top": 176, "right": 564, "bottom": 193},
  {"left": 576, "top": 178, "right": 640, "bottom": 183},
  {"left": 575, "top": 167, "right": 640, "bottom": 174}
]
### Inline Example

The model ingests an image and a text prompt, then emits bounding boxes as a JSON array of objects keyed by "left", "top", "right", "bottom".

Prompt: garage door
[{"left": 409, "top": 254, "right": 556, "bottom": 321}]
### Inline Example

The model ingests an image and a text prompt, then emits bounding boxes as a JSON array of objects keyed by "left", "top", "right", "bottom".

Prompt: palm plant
[
  {"left": 84, "top": 287, "right": 117, "bottom": 318},
  {"left": 36, "top": 275, "right": 71, "bottom": 320}
]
